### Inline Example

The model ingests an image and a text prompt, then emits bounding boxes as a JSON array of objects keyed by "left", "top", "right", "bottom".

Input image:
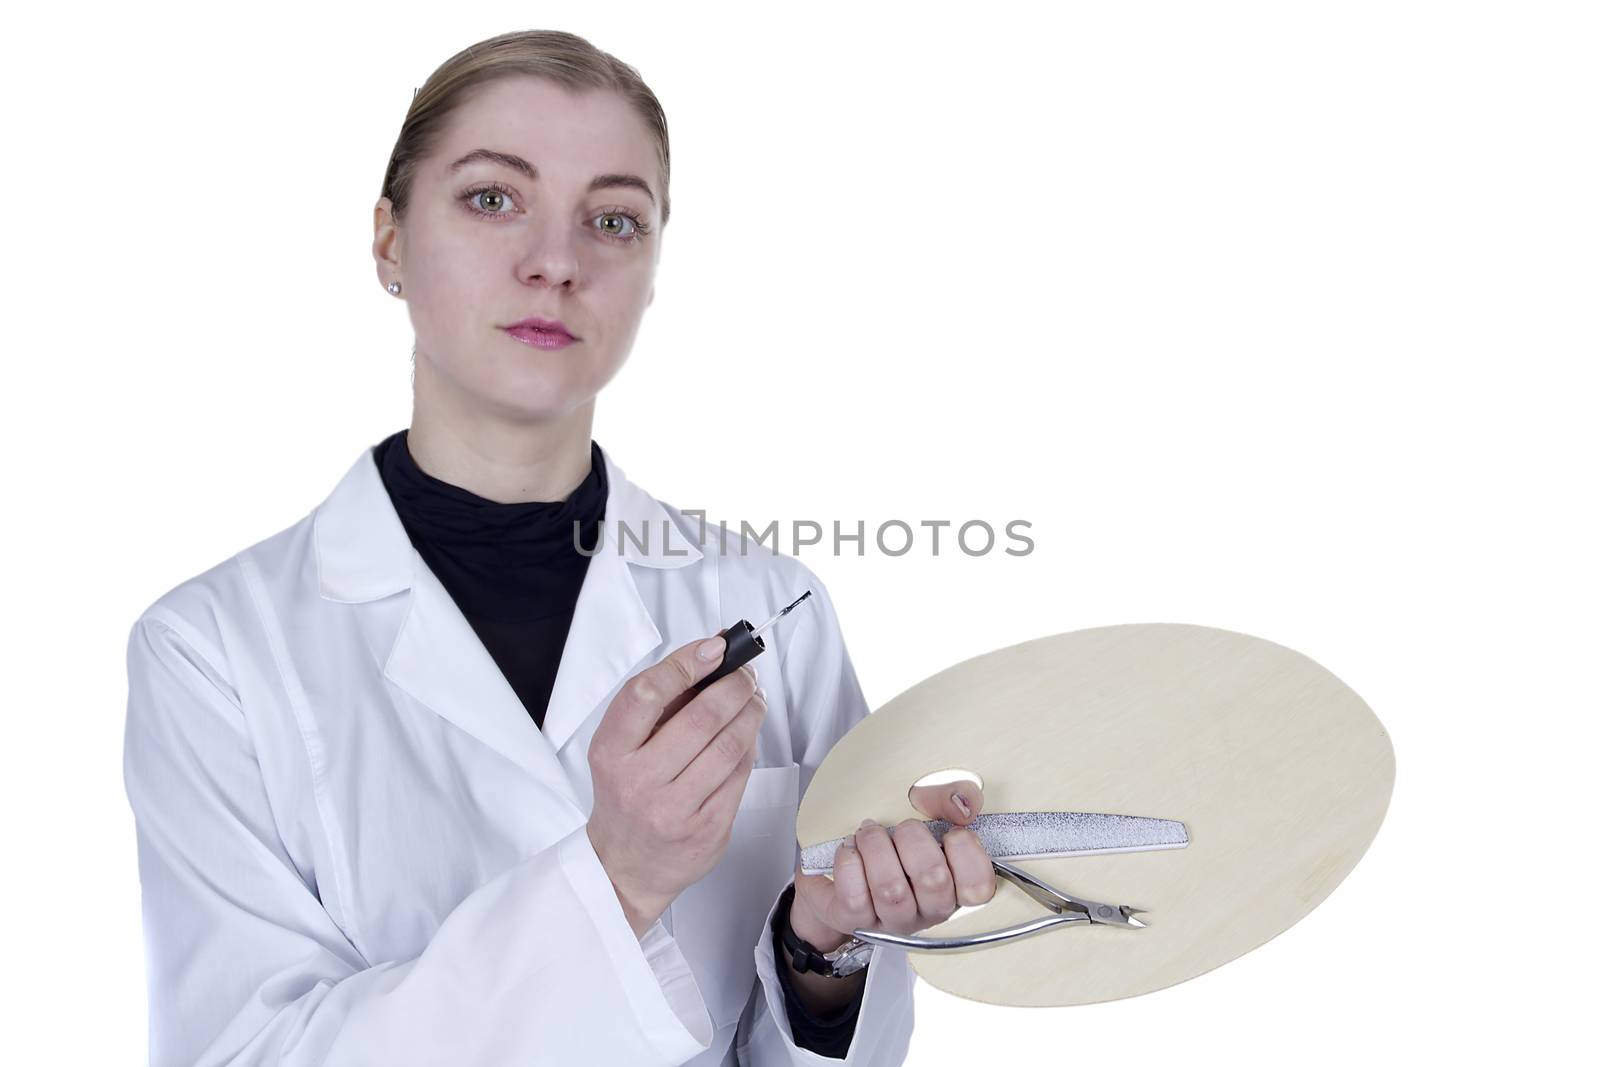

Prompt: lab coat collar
[
  {"left": 314, "top": 439, "right": 702, "bottom": 603},
  {"left": 311, "top": 438, "right": 703, "bottom": 793}
]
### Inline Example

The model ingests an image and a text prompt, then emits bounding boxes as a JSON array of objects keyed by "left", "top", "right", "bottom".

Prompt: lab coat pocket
[{"left": 670, "top": 763, "right": 800, "bottom": 1031}]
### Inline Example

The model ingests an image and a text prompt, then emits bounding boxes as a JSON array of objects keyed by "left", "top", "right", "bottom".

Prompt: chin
[
  {"left": 428, "top": 343, "right": 618, "bottom": 423},
  {"left": 476, "top": 381, "right": 598, "bottom": 424}
]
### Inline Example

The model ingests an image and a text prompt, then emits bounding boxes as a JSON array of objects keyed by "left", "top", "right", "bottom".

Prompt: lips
[
  {"left": 503, "top": 316, "right": 574, "bottom": 339},
  {"left": 502, "top": 317, "right": 578, "bottom": 351}
]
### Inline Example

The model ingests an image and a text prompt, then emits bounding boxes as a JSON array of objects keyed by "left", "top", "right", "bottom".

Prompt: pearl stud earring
[{"left": 387, "top": 281, "right": 402, "bottom": 295}]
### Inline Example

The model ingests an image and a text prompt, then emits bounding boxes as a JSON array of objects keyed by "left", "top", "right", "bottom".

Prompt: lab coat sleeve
[
  {"left": 124, "top": 611, "right": 715, "bottom": 1067},
  {"left": 737, "top": 573, "right": 916, "bottom": 1065}
]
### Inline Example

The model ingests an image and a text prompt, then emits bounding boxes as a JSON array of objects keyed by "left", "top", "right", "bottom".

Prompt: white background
[{"left": 3, "top": 1, "right": 1595, "bottom": 1062}]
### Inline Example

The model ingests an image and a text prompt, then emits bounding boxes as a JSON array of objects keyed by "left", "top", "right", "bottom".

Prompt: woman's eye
[
  {"left": 465, "top": 187, "right": 514, "bottom": 216},
  {"left": 595, "top": 212, "right": 638, "bottom": 240}
]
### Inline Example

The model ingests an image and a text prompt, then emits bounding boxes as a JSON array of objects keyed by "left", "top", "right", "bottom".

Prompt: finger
[
  {"left": 605, "top": 634, "right": 734, "bottom": 753},
  {"left": 819, "top": 835, "right": 874, "bottom": 934},
  {"left": 791, "top": 867, "right": 837, "bottom": 939},
  {"left": 692, "top": 741, "right": 757, "bottom": 832},
  {"left": 941, "top": 827, "right": 999, "bottom": 907},
  {"left": 908, "top": 778, "right": 984, "bottom": 825},
  {"left": 655, "top": 656, "right": 759, "bottom": 735},
  {"left": 889, "top": 818, "right": 959, "bottom": 927},
  {"left": 646, "top": 661, "right": 759, "bottom": 780},
  {"left": 669, "top": 688, "right": 768, "bottom": 811},
  {"left": 853, "top": 819, "right": 917, "bottom": 934},
  {"left": 654, "top": 628, "right": 731, "bottom": 723}
]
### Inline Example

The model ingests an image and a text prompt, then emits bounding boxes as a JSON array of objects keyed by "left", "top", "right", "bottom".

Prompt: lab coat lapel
[
  {"left": 315, "top": 443, "right": 578, "bottom": 809},
  {"left": 533, "top": 539, "right": 659, "bottom": 756},
  {"left": 539, "top": 449, "right": 704, "bottom": 754},
  {"left": 384, "top": 558, "right": 581, "bottom": 804},
  {"left": 313, "top": 440, "right": 701, "bottom": 806}
]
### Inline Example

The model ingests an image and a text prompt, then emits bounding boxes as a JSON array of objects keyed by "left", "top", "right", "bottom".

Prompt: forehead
[{"left": 435, "top": 76, "right": 658, "bottom": 184}]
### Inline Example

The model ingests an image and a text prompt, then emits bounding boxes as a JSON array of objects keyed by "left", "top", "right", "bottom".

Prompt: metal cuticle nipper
[
  {"left": 846, "top": 858, "right": 1147, "bottom": 953},
  {"left": 799, "top": 810, "right": 1184, "bottom": 952}
]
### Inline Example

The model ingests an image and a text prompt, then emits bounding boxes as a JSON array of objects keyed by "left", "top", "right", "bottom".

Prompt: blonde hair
[{"left": 380, "top": 29, "right": 671, "bottom": 228}]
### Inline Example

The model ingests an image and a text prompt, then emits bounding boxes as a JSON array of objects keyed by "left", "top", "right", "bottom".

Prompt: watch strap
[{"left": 775, "top": 882, "right": 872, "bottom": 978}]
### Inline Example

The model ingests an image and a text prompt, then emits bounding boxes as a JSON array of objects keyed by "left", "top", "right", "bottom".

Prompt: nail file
[{"left": 799, "top": 811, "right": 1189, "bottom": 876}]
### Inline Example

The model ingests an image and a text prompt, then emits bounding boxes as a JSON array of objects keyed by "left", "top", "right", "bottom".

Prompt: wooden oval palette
[{"left": 794, "top": 622, "right": 1395, "bottom": 1006}]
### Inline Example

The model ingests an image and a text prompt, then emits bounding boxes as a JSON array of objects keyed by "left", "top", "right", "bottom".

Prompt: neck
[{"left": 407, "top": 376, "right": 596, "bottom": 504}]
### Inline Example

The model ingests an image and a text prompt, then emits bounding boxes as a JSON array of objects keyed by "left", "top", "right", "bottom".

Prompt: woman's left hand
[{"left": 790, "top": 780, "right": 998, "bottom": 950}]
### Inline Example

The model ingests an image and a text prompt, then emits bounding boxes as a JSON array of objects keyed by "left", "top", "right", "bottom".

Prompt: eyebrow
[{"left": 448, "top": 148, "right": 656, "bottom": 205}]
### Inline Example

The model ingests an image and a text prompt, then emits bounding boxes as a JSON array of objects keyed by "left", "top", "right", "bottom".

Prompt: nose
[{"left": 516, "top": 227, "right": 580, "bottom": 290}]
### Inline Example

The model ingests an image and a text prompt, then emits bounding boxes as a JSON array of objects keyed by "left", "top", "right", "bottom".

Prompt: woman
[{"left": 123, "top": 29, "right": 996, "bottom": 1067}]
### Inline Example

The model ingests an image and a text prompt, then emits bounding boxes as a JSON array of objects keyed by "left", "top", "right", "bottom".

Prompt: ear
[{"left": 372, "top": 196, "right": 402, "bottom": 276}]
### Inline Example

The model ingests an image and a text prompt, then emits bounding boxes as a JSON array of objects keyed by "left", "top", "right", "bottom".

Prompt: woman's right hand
[{"left": 585, "top": 633, "right": 767, "bottom": 936}]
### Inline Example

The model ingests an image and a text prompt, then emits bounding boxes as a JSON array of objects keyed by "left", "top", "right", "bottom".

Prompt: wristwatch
[{"left": 774, "top": 883, "right": 875, "bottom": 978}]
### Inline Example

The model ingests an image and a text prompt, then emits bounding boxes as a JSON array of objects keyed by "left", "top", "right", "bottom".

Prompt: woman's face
[{"left": 374, "top": 76, "right": 663, "bottom": 425}]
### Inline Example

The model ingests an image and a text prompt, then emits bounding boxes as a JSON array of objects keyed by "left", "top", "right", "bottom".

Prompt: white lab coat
[{"left": 123, "top": 442, "right": 915, "bottom": 1067}]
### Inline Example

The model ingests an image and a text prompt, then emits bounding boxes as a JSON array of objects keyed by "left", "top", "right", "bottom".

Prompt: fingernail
[
  {"left": 952, "top": 793, "right": 972, "bottom": 819},
  {"left": 859, "top": 818, "right": 877, "bottom": 831},
  {"left": 756, "top": 685, "right": 767, "bottom": 700},
  {"left": 697, "top": 635, "right": 725, "bottom": 661}
]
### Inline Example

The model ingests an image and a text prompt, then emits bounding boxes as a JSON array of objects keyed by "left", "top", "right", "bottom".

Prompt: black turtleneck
[
  {"left": 370, "top": 427, "right": 864, "bottom": 1056},
  {"left": 372, "top": 428, "right": 605, "bottom": 729}
]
